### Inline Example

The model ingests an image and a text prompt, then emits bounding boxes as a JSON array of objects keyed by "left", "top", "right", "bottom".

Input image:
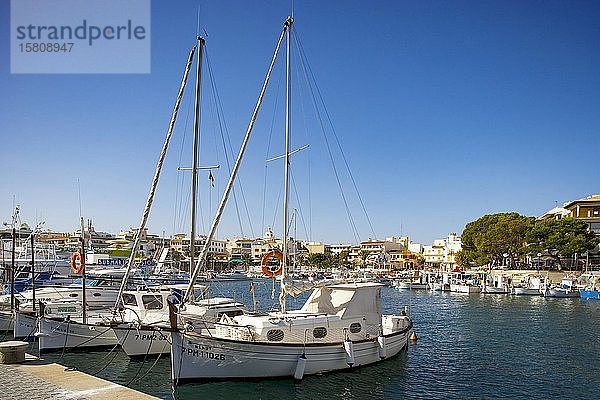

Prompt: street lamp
[{"left": 537, "top": 252, "right": 542, "bottom": 273}]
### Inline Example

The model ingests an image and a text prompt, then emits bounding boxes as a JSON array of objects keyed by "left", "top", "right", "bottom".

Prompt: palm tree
[
  {"left": 240, "top": 253, "right": 253, "bottom": 271},
  {"left": 338, "top": 250, "right": 351, "bottom": 269}
]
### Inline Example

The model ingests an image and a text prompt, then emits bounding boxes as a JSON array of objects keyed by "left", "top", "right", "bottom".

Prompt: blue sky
[{"left": 1, "top": 0, "right": 599, "bottom": 245}]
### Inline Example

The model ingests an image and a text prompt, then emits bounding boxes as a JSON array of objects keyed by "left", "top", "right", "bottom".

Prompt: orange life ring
[
  {"left": 261, "top": 250, "right": 283, "bottom": 278},
  {"left": 70, "top": 251, "right": 84, "bottom": 274}
]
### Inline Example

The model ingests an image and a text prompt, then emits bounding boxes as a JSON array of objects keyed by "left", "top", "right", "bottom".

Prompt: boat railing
[
  {"left": 213, "top": 321, "right": 255, "bottom": 341},
  {"left": 208, "top": 317, "right": 381, "bottom": 344}
]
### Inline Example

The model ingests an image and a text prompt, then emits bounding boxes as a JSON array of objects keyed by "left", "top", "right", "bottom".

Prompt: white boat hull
[
  {"left": 394, "top": 282, "right": 411, "bottom": 290},
  {"left": 409, "top": 283, "right": 428, "bottom": 290},
  {"left": 394, "top": 282, "right": 427, "bottom": 290},
  {"left": 37, "top": 316, "right": 118, "bottom": 351},
  {"left": 113, "top": 325, "right": 171, "bottom": 356},
  {"left": 6, "top": 286, "right": 120, "bottom": 310},
  {"left": 512, "top": 287, "right": 542, "bottom": 296},
  {"left": 543, "top": 288, "right": 580, "bottom": 298},
  {"left": 0, "top": 310, "right": 14, "bottom": 331},
  {"left": 429, "top": 282, "right": 449, "bottom": 292},
  {"left": 14, "top": 311, "right": 37, "bottom": 339},
  {"left": 171, "top": 328, "right": 410, "bottom": 383},
  {"left": 450, "top": 284, "right": 481, "bottom": 293},
  {"left": 483, "top": 287, "right": 510, "bottom": 294}
]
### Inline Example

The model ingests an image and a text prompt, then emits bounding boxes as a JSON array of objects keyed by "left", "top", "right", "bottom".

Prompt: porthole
[
  {"left": 266, "top": 329, "right": 284, "bottom": 341},
  {"left": 313, "top": 327, "right": 327, "bottom": 339},
  {"left": 69, "top": 293, "right": 78, "bottom": 297},
  {"left": 349, "top": 323, "right": 362, "bottom": 333}
]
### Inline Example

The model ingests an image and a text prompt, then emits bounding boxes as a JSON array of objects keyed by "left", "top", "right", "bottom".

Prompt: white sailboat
[
  {"left": 36, "top": 217, "right": 120, "bottom": 351},
  {"left": 34, "top": 38, "right": 208, "bottom": 353},
  {"left": 14, "top": 300, "right": 81, "bottom": 339},
  {"left": 0, "top": 207, "right": 22, "bottom": 332},
  {"left": 36, "top": 310, "right": 118, "bottom": 351},
  {"left": 170, "top": 17, "right": 413, "bottom": 384},
  {"left": 112, "top": 35, "right": 246, "bottom": 357},
  {"left": 9, "top": 265, "right": 127, "bottom": 340},
  {"left": 113, "top": 288, "right": 244, "bottom": 357}
]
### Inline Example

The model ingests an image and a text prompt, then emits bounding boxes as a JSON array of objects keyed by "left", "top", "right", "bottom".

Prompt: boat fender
[
  {"left": 294, "top": 353, "right": 307, "bottom": 382},
  {"left": 377, "top": 334, "right": 387, "bottom": 359},
  {"left": 344, "top": 337, "right": 354, "bottom": 367},
  {"left": 410, "top": 331, "right": 418, "bottom": 341}
]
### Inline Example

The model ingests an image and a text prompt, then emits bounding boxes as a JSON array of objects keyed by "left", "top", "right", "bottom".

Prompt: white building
[
  {"left": 442, "top": 233, "right": 461, "bottom": 269},
  {"left": 171, "top": 233, "right": 227, "bottom": 255},
  {"left": 360, "top": 239, "right": 405, "bottom": 266},
  {"left": 328, "top": 244, "right": 353, "bottom": 255},
  {"left": 424, "top": 233, "right": 462, "bottom": 269},
  {"left": 408, "top": 241, "right": 423, "bottom": 254}
]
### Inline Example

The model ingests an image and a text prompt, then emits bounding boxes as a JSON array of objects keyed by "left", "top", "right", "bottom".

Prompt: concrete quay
[{"left": 0, "top": 353, "right": 159, "bottom": 400}]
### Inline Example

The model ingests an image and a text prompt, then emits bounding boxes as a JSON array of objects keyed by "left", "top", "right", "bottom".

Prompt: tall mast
[
  {"left": 1, "top": 240, "right": 4, "bottom": 289},
  {"left": 80, "top": 216, "right": 87, "bottom": 324},
  {"left": 183, "top": 21, "right": 288, "bottom": 304},
  {"left": 280, "top": 16, "right": 293, "bottom": 314},
  {"left": 190, "top": 36, "right": 205, "bottom": 273},
  {"left": 30, "top": 232, "right": 35, "bottom": 312},
  {"left": 10, "top": 207, "right": 17, "bottom": 312}
]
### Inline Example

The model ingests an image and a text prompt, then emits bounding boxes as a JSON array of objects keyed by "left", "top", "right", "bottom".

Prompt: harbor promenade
[{"left": 0, "top": 353, "right": 158, "bottom": 400}]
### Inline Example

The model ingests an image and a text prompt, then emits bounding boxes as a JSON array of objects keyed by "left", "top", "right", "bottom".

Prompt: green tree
[
  {"left": 337, "top": 250, "right": 351, "bottom": 268},
  {"left": 455, "top": 251, "right": 468, "bottom": 268},
  {"left": 171, "top": 249, "right": 184, "bottom": 262},
  {"left": 296, "top": 254, "right": 308, "bottom": 267},
  {"left": 359, "top": 250, "right": 369, "bottom": 265},
  {"left": 460, "top": 212, "right": 534, "bottom": 267},
  {"left": 415, "top": 253, "right": 425, "bottom": 268},
  {"left": 240, "top": 252, "right": 253, "bottom": 268},
  {"left": 525, "top": 217, "right": 599, "bottom": 269},
  {"left": 307, "top": 253, "right": 328, "bottom": 268}
]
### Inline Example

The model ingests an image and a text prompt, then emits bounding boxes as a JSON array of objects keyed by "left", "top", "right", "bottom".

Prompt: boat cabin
[{"left": 221, "top": 283, "right": 387, "bottom": 344}]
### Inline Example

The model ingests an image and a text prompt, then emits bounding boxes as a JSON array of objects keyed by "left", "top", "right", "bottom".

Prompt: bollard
[{"left": 0, "top": 341, "right": 28, "bottom": 364}]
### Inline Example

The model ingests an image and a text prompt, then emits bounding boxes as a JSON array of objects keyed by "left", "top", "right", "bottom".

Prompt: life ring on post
[
  {"left": 70, "top": 251, "right": 84, "bottom": 274},
  {"left": 261, "top": 250, "right": 283, "bottom": 278}
]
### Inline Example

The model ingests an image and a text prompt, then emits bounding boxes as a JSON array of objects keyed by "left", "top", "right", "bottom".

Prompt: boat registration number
[
  {"left": 135, "top": 333, "right": 168, "bottom": 341},
  {"left": 183, "top": 344, "right": 225, "bottom": 361}
]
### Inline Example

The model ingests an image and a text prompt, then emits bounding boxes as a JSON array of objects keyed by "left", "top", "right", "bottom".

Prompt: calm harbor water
[{"left": 19, "top": 279, "right": 600, "bottom": 399}]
